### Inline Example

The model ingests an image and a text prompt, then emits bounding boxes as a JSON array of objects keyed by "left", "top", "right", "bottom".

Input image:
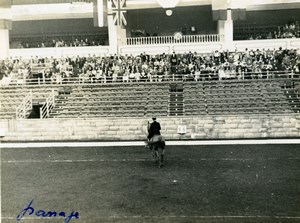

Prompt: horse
[{"left": 146, "top": 134, "right": 166, "bottom": 168}]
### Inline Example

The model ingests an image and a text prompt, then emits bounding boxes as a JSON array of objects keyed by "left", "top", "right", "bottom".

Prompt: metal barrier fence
[{"left": 1, "top": 71, "right": 299, "bottom": 87}]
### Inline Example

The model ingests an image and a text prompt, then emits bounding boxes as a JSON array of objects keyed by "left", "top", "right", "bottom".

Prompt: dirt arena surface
[{"left": 1, "top": 144, "right": 300, "bottom": 223}]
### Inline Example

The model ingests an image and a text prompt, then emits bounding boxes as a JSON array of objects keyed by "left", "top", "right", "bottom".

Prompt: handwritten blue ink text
[{"left": 17, "top": 200, "right": 79, "bottom": 223}]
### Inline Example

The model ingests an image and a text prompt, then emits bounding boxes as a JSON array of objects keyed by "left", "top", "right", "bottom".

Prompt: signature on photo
[{"left": 17, "top": 200, "right": 79, "bottom": 223}]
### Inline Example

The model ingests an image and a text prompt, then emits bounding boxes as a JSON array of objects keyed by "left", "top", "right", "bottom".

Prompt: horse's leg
[
  {"left": 149, "top": 146, "right": 155, "bottom": 160},
  {"left": 160, "top": 148, "right": 164, "bottom": 166},
  {"left": 157, "top": 147, "right": 165, "bottom": 168},
  {"left": 158, "top": 139, "right": 165, "bottom": 168},
  {"left": 149, "top": 144, "right": 157, "bottom": 163},
  {"left": 152, "top": 143, "right": 159, "bottom": 164},
  {"left": 155, "top": 149, "right": 159, "bottom": 165},
  {"left": 153, "top": 151, "right": 157, "bottom": 162}
]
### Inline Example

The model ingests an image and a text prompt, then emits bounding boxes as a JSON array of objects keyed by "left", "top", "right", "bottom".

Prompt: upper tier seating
[
  {"left": 10, "top": 33, "right": 109, "bottom": 48},
  {"left": 234, "top": 21, "right": 300, "bottom": 40}
]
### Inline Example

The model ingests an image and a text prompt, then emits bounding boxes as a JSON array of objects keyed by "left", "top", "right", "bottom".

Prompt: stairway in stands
[
  {"left": 49, "top": 86, "right": 72, "bottom": 118},
  {"left": 169, "top": 83, "right": 183, "bottom": 116},
  {"left": 281, "top": 80, "right": 300, "bottom": 113}
]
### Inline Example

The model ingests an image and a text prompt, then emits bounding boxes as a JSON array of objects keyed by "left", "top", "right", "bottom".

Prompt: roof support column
[
  {"left": 217, "top": 9, "right": 234, "bottom": 51},
  {"left": 213, "top": 0, "right": 246, "bottom": 51},
  {"left": 0, "top": 29, "right": 9, "bottom": 60},
  {"left": 0, "top": 1, "right": 12, "bottom": 60},
  {"left": 108, "top": 19, "right": 126, "bottom": 55}
]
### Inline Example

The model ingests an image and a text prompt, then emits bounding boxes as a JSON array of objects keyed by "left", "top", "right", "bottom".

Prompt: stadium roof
[{"left": 8, "top": 0, "right": 300, "bottom": 21}]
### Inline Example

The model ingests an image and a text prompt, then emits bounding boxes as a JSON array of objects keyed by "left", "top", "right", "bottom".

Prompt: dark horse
[{"left": 147, "top": 134, "right": 166, "bottom": 168}]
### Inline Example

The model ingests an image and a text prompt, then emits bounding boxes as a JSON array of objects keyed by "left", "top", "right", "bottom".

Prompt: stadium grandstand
[{"left": 1, "top": 0, "right": 300, "bottom": 223}]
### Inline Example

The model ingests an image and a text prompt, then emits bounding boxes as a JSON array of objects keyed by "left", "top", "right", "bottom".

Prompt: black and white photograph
[{"left": 0, "top": 0, "right": 300, "bottom": 222}]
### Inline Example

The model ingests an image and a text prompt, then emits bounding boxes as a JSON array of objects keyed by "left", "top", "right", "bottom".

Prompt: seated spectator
[{"left": 122, "top": 68, "right": 129, "bottom": 82}]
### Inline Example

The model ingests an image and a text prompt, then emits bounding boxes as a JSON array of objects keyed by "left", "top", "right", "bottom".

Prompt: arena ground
[{"left": 1, "top": 140, "right": 300, "bottom": 223}]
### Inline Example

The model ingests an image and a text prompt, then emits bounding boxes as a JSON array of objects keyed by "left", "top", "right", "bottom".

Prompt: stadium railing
[
  {"left": 15, "top": 90, "right": 32, "bottom": 119},
  {"left": 126, "top": 34, "right": 223, "bottom": 45},
  {"left": 0, "top": 71, "right": 298, "bottom": 87},
  {"left": 40, "top": 90, "right": 56, "bottom": 119}
]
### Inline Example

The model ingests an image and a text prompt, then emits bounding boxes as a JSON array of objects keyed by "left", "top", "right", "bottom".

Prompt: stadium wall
[{"left": 0, "top": 114, "right": 299, "bottom": 142}]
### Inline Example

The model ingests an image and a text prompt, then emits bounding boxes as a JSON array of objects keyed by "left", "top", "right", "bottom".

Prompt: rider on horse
[
  {"left": 147, "top": 117, "right": 165, "bottom": 167},
  {"left": 148, "top": 117, "right": 161, "bottom": 141}
]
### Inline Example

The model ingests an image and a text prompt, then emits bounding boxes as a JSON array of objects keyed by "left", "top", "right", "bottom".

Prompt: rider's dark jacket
[{"left": 148, "top": 121, "right": 161, "bottom": 140}]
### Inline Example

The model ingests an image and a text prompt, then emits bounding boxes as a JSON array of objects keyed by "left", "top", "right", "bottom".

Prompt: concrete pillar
[
  {"left": 0, "top": 3, "right": 12, "bottom": 60},
  {"left": 108, "top": 16, "right": 126, "bottom": 55},
  {"left": 217, "top": 9, "right": 234, "bottom": 51},
  {"left": 0, "top": 29, "right": 9, "bottom": 60},
  {"left": 108, "top": 13, "right": 117, "bottom": 54}
]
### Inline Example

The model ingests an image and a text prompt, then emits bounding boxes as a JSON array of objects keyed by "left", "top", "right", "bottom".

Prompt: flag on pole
[
  {"left": 109, "top": 0, "right": 127, "bottom": 26},
  {"left": 93, "top": 0, "right": 108, "bottom": 27}
]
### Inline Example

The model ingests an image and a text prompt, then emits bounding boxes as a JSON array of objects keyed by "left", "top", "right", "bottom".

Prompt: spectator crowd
[
  {"left": 248, "top": 21, "right": 300, "bottom": 40},
  {"left": 12, "top": 35, "right": 108, "bottom": 49},
  {"left": 1, "top": 47, "right": 300, "bottom": 86}
]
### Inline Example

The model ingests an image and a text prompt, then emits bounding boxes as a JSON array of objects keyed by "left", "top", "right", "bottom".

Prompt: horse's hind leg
[
  {"left": 158, "top": 148, "right": 164, "bottom": 168},
  {"left": 150, "top": 145, "right": 158, "bottom": 163},
  {"left": 149, "top": 147, "right": 155, "bottom": 160},
  {"left": 160, "top": 149, "right": 164, "bottom": 166},
  {"left": 154, "top": 150, "right": 159, "bottom": 164},
  {"left": 152, "top": 144, "right": 159, "bottom": 164}
]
